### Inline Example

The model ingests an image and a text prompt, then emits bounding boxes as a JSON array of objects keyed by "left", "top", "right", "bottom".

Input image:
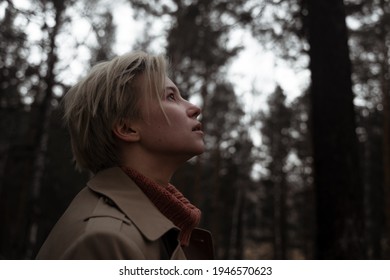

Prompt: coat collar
[{"left": 87, "top": 167, "right": 178, "bottom": 242}]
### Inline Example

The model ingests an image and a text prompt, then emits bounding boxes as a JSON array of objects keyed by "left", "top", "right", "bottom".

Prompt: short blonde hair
[{"left": 63, "top": 51, "right": 167, "bottom": 173}]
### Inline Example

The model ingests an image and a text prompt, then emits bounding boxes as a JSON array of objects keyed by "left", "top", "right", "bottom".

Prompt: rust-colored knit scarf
[{"left": 121, "top": 167, "right": 201, "bottom": 246}]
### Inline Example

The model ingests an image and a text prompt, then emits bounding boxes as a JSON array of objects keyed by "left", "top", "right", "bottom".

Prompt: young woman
[{"left": 36, "top": 51, "right": 213, "bottom": 259}]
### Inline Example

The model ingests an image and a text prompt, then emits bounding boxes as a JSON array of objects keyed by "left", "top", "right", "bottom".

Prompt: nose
[{"left": 187, "top": 102, "right": 201, "bottom": 119}]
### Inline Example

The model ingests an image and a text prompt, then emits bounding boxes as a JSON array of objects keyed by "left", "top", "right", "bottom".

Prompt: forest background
[{"left": 0, "top": 0, "right": 389, "bottom": 260}]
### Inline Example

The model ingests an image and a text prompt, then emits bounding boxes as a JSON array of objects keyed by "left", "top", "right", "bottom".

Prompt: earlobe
[{"left": 112, "top": 120, "right": 140, "bottom": 142}]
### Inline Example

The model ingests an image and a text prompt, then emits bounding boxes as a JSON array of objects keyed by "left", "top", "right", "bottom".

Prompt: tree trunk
[
  {"left": 25, "top": 1, "right": 66, "bottom": 258},
  {"left": 228, "top": 187, "right": 244, "bottom": 259},
  {"left": 379, "top": 0, "right": 390, "bottom": 259},
  {"left": 273, "top": 176, "right": 287, "bottom": 259},
  {"left": 306, "top": 0, "right": 366, "bottom": 259}
]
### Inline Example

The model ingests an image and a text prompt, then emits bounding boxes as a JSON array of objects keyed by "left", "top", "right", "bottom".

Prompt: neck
[{"left": 120, "top": 148, "right": 184, "bottom": 187}]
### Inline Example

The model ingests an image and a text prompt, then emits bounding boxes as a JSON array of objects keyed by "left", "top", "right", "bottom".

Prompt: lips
[{"left": 192, "top": 123, "right": 203, "bottom": 132}]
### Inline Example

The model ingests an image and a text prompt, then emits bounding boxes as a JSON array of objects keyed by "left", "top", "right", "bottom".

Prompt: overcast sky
[
  {"left": 6, "top": 0, "right": 310, "bottom": 109},
  {"left": 111, "top": 2, "right": 310, "bottom": 110}
]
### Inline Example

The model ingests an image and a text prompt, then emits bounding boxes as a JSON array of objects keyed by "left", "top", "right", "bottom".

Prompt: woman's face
[{"left": 136, "top": 77, "right": 205, "bottom": 162}]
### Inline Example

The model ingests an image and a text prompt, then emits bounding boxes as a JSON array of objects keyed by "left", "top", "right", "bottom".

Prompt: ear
[{"left": 112, "top": 119, "right": 141, "bottom": 143}]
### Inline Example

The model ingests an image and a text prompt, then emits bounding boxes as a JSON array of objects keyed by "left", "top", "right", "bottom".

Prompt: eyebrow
[{"left": 165, "top": 86, "right": 178, "bottom": 92}]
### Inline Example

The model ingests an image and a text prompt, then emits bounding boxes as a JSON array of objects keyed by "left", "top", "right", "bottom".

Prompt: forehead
[{"left": 165, "top": 77, "right": 178, "bottom": 89}]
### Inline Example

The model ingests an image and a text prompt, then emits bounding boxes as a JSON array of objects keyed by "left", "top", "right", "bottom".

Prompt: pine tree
[{"left": 307, "top": 0, "right": 366, "bottom": 259}]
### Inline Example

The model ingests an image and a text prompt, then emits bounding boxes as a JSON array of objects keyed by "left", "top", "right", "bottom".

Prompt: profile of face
[{"left": 135, "top": 77, "right": 205, "bottom": 162}]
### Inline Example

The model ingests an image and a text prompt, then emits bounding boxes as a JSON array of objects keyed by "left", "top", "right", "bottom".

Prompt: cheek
[
  {"left": 146, "top": 106, "right": 186, "bottom": 134},
  {"left": 165, "top": 112, "right": 186, "bottom": 127}
]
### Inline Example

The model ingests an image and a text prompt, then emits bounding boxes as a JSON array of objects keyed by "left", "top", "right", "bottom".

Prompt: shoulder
[
  {"left": 64, "top": 195, "right": 162, "bottom": 259},
  {"left": 37, "top": 188, "right": 161, "bottom": 259}
]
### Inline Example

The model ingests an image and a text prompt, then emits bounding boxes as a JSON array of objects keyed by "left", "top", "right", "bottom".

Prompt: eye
[{"left": 167, "top": 92, "right": 176, "bottom": 101}]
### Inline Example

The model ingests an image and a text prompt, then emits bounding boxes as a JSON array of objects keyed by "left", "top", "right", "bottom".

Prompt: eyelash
[{"left": 167, "top": 93, "right": 175, "bottom": 101}]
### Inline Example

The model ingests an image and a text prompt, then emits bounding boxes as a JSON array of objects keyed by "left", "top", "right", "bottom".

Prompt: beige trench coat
[{"left": 36, "top": 167, "right": 213, "bottom": 260}]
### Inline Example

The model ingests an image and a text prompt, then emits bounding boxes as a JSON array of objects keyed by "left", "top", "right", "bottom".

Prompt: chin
[
  {"left": 181, "top": 147, "right": 205, "bottom": 162},
  {"left": 194, "top": 144, "right": 206, "bottom": 155}
]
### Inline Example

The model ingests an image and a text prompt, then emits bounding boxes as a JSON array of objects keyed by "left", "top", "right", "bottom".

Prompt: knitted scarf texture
[{"left": 121, "top": 166, "right": 201, "bottom": 246}]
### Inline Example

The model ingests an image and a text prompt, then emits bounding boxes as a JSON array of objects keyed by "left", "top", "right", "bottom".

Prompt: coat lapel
[{"left": 87, "top": 167, "right": 178, "bottom": 242}]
